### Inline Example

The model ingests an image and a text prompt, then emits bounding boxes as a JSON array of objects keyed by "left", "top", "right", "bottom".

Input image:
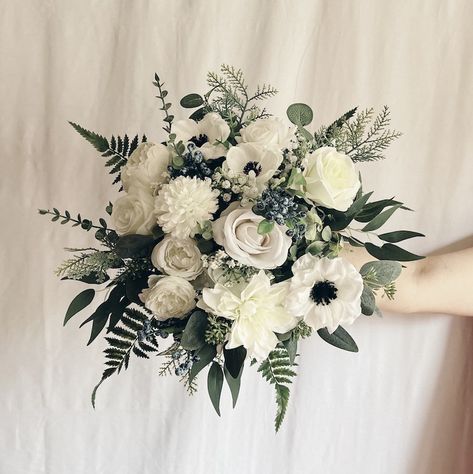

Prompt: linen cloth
[{"left": 1, "top": 1, "right": 472, "bottom": 473}]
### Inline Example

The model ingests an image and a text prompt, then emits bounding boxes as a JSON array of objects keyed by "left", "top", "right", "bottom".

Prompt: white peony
[
  {"left": 139, "top": 275, "right": 196, "bottom": 320},
  {"left": 302, "top": 147, "right": 360, "bottom": 212},
  {"left": 285, "top": 254, "right": 363, "bottom": 333},
  {"left": 120, "top": 142, "right": 171, "bottom": 193},
  {"left": 155, "top": 176, "right": 219, "bottom": 239},
  {"left": 198, "top": 271, "right": 298, "bottom": 360},
  {"left": 111, "top": 188, "right": 156, "bottom": 236},
  {"left": 151, "top": 236, "right": 203, "bottom": 280},
  {"left": 172, "top": 112, "right": 230, "bottom": 160},
  {"left": 223, "top": 143, "right": 282, "bottom": 190},
  {"left": 238, "top": 117, "right": 296, "bottom": 150},
  {"left": 212, "top": 203, "right": 292, "bottom": 269}
]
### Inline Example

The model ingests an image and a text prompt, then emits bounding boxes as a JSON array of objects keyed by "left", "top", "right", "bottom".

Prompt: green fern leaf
[{"left": 69, "top": 122, "right": 109, "bottom": 153}]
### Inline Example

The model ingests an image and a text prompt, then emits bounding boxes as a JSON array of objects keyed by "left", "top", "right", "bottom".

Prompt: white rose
[
  {"left": 151, "top": 236, "right": 203, "bottom": 280},
  {"left": 212, "top": 204, "right": 292, "bottom": 269},
  {"left": 302, "top": 147, "right": 360, "bottom": 212},
  {"left": 111, "top": 189, "right": 156, "bottom": 236},
  {"left": 121, "top": 142, "right": 171, "bottom": 193},
  {"left": 238, "top": 117, "right": 296, "bottom": 150},
  {"left": 139, "top": 275, "right": 196, "bottom": 320},
  {"left": 223, "top": 143, "right": 282, "bottom": 190}
]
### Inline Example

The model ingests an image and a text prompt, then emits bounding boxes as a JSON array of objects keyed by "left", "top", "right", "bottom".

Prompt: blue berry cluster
[
  {"left": 137, "top": 319, "right": 169, "bottom": 343},
  {"left": 173, "top": 350, "right": 201, "bottom": 376},
  {"left": 168, "top": 142, "right": 212, "bottom": 179}
]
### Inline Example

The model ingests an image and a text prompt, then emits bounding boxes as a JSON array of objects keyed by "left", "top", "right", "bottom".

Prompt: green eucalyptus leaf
[
  {"left": 189, "top": 107, "right": 206, "bottom": 121},
  {"left": 360, "top": 260, "right": 402, "bottom": 285},
  {"left": 317, "top": 326, "right": 359, "bottom": 352},
  {"left": 347, "top": 191, "right": 374, "bottom": 217},
  {"left": 361, "top": 204, "right": 402, "bottom": 232},
  {"left": 306, "top": 241, "right": 326, "bottom": 255},
  {"left": 287, "top": 103, "right": 313, "bottom": 126},
  {"left": 207, "top": 362, "right": 224, "bottom": 416},
  {"left": 365, "top": 243, "right": 424, "bottom": 262},
  {"left": 224, "top": 345, "right": 247, "bottom": 379},
  {"left": 378, "top": 230, "right": 425, "bottom": 243},
  {"left": 189, "top": 344, "right": 217, "bottom": 382},
  {"left": 360, "top": 285, "right": 376, "bottom": 316},
  {"left": 224, "top": 366, "right": 242, "bottom": 408},
  {"left": 180, "top": 93, "right": 204, "bottom": 108},
  {"left": 257, "top": 219, "right": 274, "bottom": 235},
  {"left": 321, "top": 226, "right": 332, "bottom": 242},
  {"left": 64, "top": 289, "right": 95, "bottom": 326},
  {"left": 356, "top": 199, "right": 409, "bottom": 223},
  {"left": 181, "top": 310, "right": 208, "bottom": 350}
]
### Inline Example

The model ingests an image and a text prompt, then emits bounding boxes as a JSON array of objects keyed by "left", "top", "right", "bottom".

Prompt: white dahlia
[
  {"left": 285, "top": 254, "right": 363, "bottom": 333},
  {"left": 198, "top": 271, "right": 299, "bottom": 360},
  {"left": 155, "top": 176, "right": 219, "bottom": 239}
]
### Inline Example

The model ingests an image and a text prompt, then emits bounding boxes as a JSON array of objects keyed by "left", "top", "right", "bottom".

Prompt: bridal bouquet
[{"left": 40, "top": 65, "right": 423, "bottom": 430}]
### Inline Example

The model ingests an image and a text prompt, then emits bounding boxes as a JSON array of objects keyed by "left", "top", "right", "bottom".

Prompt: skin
[{"left": 341, "top": 246, "right": 473, "bottom": 316}]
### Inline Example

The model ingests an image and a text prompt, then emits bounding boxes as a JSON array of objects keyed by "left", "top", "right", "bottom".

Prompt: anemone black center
[
  {"left": 310, "top": 280, "right": 338, "bottom": 306},
  {"left": 243, "top": 161, "right": 262, "bottom": 176},
  {"left": 190, "top": 134, "right": 208, "bottom": 148}
]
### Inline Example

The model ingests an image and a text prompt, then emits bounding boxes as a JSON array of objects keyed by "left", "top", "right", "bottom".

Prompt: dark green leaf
[
  {"left": 189, "top": 107, "right": 206, "bottom": 121},
  {"left": 287, "top": 103, "right": 313, "bottom": 127},
  {"left": 224, "top": 366, "right": 242, "bottom": 408},
  {"left": 282, "top": 334, "right": 298, "bottom": 365},
  {"left": 85, "top": 302, "right": 113, "bottom": 345},
  {"left": 224, "top": 346, "right": 247, "bottom": 379},
  {"left": 361, "top": 204, "right": 402, "bottom": 232},
  {"left": 378, "top": 230, "right": 425, "bottom": 243},
  {"left": 360, "top": 260, "right": 402, "bottom": 285},
  {"left": 64, "top": 289, "right": 95, "bottom": 326},
  {"left": 361, "top": 285, "right": 376, "bottom": 316},
  {"left": 347, "top": 191, "right": 373, "bottom": 217},
  {"left": 317, "top": 326, "right": 359, "bottom": 352},
  {"left": 180, "top": 310, "right": 208, "bottom": 350},
  {"left": 132, "top": 346, "right": 149, "bottom": 359},
  {"left": 365, "top": 243, "right": 425, "bottom": 262},
  {"left": 125, "top": 276, "right": 149, "bottom": 305},
  {"left": 115, "top": 234, "right": 155, "bottom": 259},
  {"left": 180, "top": 93, "right": 204, "bottom": 108},
  {"left": 207, "top": 362, "right": 224, "bottom": 416},
  {"left": 189, "top": 344, "right": 217, "bottom": 382},
  {"left": 356, "top": 199, "right": 408, "bottom": 223}
]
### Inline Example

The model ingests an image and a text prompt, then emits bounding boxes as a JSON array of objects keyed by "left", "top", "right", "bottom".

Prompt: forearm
[{"left": 341, "top": 245, "right": 473, "bottom": 316}]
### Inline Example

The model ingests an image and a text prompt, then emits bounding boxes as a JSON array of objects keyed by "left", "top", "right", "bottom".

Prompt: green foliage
[
  {"left": 207, "top": 361, "right": 224, "bottom": 416},
  {"left": 314, "top": 106, "right": 401, "bottom": 162},
  {"left": 64, "top": 289, "right": 95, "bottom": 326},
  {"left": 69, "top": 121, "right": 145, "bottom": 186},
  {"left": 292, "top": 321, "right": 313, "bottom": 339},
  {"left": 91, "top": 308, "right": 153, "bottom": 407},
  {"left": 317, "top": 326, "right": 359, "bottom": 352},
  {"left": 180, "top": 93, "right": 204, "bottom": 108},
  {"left": 257, "top": 219, "right": 274, "bottom": 235},
  {"left": 153, "top": 73, "right": 174, "bottom": 134},
  {"left": 365, "top": 242, "right": 424, "bottom": 261},
  {"left": 223, "top": 346, "right": 246, "bottom": 379},
  {"left": 286, "top": 103, "right": 313, "bottom": 127},
  {"left": 378, "top": 230, "right": 425, "bottom": 243},
  {"left": 205, "top": 314, "right": 232, "bottom": 346},
  {"left": 180, "top": 311, "right": 209, "bottom": 350},
  {"left": 55, "top": 249, "right": 122, "bottom": 284},
  {"left": 258, "top": 346, "right": 297, "bottom": 432}
]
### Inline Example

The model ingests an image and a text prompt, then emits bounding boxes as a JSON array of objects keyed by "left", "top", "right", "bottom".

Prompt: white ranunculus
[
  {"left": 198, "top": 271, "right": 298, "bottom": 360},
  {"left": 172, "top": 112, "right": 230, "bottom": 160},
  {"left": 238, "top": 117, "right": 296, "bottom": 150},
  {"left": 285, "top": 254, "right": 363, "bottom": 333},
  {"left": 151, "top": 236, "right": 203, "bottom": 280},
  {"left": 155, "top": 176, "right": 219, "bottom": 239},
  {"left": 139, "top": 275, "right": 196, "bottom": 320},
  {"left": 120, "top": 142, "right": 171, "bottom": 193},
  {"left": 212, "top": 203, "right": 292, "bottom": 269},
  {"left": 302, "top": 147, "right": 360, "bottom": 212},
  {"left": 223, "top": 143, "right": 282, "bottom": 190},
  {"left": 111, "top": 189, "right": 156, "bottom": 236}
]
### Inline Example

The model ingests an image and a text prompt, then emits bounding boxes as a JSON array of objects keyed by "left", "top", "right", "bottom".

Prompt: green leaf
[
  {"left": 361, "top": 204, "right": 402, "bottom": 232},
  {"left": 321, "top": 226, "right": 332, "bottom": 242},
  {"left": 356, "top": 199, "right": 409, "bottom": 223},
  {"left": 287, "top": 103, "right": 313, "bottom": 127},
  {"left": 224, "top": 345, "right": 247, "bottom": 379},
  {"left": 282, "top": 334, "right": 298, "bottom": 365},
  {"left": 361, "top": 285, "right": 376, "bottom": 316},
  {"left": 306, "top": 241, "right": 326, "bottom": 255},
  {"left": 180, "top": 310, "right": 208, "bottom": 350},
  {"left": 317, "top": 326, "right": 359, "bottom": 352},
  {"left": 257, "top": 219, "right": 274, "bottom": 235},
  {"left": 360, "top": 260, "right": 402, "bottom": 285},
  {"left": 224, "top": 366, "right": 242, "bottom": 408},
  {"left": 207, "top": 362, "right": 224, "bottom": 416},
  {"left": 85, "top": 302, "right": 113, "bottom": 345},
  {"left": 180, "top": 93, "right": 204, "bottom": 108},
  {"left": 365, "top": 243, "right": 424, "bottom": 261},
  {"left": 115, "top": 235, "right": 155, "bottom": 259},
  {"left": 378, "top": 230, "right": 425, "bottom": 243},
  {"left": 275, "top": 385, "right": 290, "bottom": 432},
  {"left": 64, "top": 289, "right": 95, "bottom": 326},
  {"left": 189, "top": 107, "right": 206, "bottom": 121},
  {"left": 189, "top": 344, "right": 217, "bottom": 382},
  {"left": 346, "top": 191, "right": 373, "bottom": 217},
  {"left": 68, "top": 122, "right": 109, "bottom": 153},
  {"left": 298, "top": 126, "right": 313, "bottom": 142}
]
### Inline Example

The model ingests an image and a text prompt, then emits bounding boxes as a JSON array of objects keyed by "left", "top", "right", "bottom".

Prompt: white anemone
[{"left": 285, "top": 254, "right": 363, "bottom": 333}]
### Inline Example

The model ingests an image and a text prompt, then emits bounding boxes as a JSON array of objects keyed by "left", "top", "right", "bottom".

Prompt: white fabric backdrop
[{"left": 1, "top": 1, "right": 473, "bottom": 473}]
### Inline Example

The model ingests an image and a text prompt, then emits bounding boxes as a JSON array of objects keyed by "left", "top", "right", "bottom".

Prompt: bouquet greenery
[{"left": 40, "top": 65, "right": 424, "bottom": 431}]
